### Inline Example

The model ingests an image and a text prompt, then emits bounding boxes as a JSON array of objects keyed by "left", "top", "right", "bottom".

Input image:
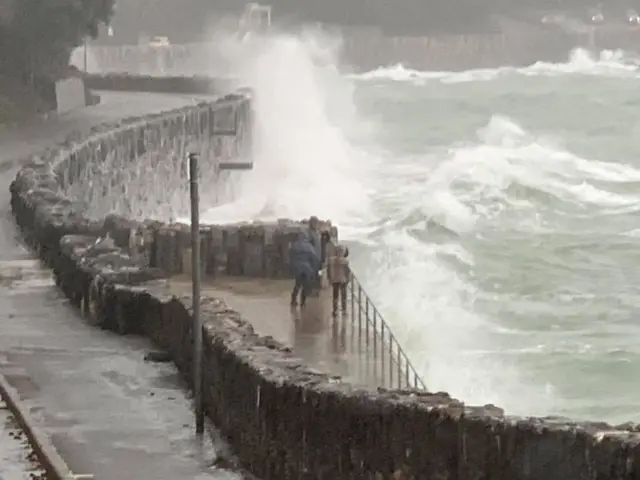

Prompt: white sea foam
[{"left": 351, "top": 48, "right": 640, "bottom": 84}]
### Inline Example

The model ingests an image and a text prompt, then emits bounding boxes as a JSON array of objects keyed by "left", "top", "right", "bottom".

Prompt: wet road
[{"left": 0, "top": 93, "right": 238, "bottom": 480}]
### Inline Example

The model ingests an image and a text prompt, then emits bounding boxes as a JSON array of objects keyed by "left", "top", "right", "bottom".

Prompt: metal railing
[{"left": 341, "top": 270, "right": 427, "bottom": 391}]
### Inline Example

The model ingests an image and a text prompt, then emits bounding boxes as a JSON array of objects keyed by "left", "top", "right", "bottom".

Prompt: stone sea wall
[
  {"left": 9, "top": 77, "right": 640, "bottom": 479},
  {"left": 340, "top": 31, "right": 575, "bottom": 71},
  {"left": 58, "top": 84, "right": 251, "bottom": 222},
  {"left": 84, "top": 73, "right": 238, "bottom": 95},
  {"left": 80, "top": 25, "right": 640, "bottom": 76},
  {"left": 152, "top": 221, "right": 336, "bottom": 278},
  {"left": 80, "top": 27, "right": 616, "bottom": 76}
]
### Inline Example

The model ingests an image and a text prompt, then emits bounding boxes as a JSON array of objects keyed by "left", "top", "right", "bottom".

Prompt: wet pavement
[
  {"left": 0, "top": 400, "right": 46, "bottom": 480},
  {"left": 168, "top": 275, "right": 377, "bottom": 387},
  {"left": 0, "top": 93, "right": 238, "bottom": 480}
]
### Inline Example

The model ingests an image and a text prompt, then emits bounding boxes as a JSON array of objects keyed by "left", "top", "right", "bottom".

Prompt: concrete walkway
[
  {"left": 0, "top": 93, "right": 238, "bottom": 480},
  {"left": 168, "top": 276, "right": 376, "bottom": 387}
]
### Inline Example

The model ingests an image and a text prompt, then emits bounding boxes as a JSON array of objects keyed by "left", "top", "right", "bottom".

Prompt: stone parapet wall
[
  {"left": 9, "top": 76, "right": 640, "bottom": 479},
  {"left": 75, "top": 43, "right": 231, "bottom": 77},
  {"left": 84, "top": 73, "right": 239, "bottom": 95},
  {"left": 342, "top": 31, "right": 575, "bottom": 71},
  {"left": 151, "top": 220, "right": 336, "bottom": 278},
  {"left": 153, "top": 222, "right": 292, "bottom": 278},
  {"left": 79, "top": 30, "right": 595, "bottom": 76},
  {"left": 57, "top": 92, "right": 251, "bottom": 222},
  {"left": 81, "top": 28, "right": 640, "bottom": 76}
]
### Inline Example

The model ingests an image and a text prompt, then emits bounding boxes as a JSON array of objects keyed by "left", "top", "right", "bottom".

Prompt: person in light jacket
[
  {"left": 289, "top": 231, "right": 321, "bottom": 308},
  {"left": 327, "top": 243, "right": 350, "bottom": 315}
]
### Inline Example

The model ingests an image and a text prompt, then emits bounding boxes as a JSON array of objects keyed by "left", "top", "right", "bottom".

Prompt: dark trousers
[
  {"left": 291, "top": 273, "right": 311, "bottom": 306},
  {"left": 332, "top": 282, "right": 347, "bottom": 313}
]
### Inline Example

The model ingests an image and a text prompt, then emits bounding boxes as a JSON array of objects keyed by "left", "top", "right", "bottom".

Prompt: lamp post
[
  {"left": 188, "top": 152, "right": 204, "bottom": 434},
  {"left": 187, "top": 152, "right": 253, "bottom": 435}
]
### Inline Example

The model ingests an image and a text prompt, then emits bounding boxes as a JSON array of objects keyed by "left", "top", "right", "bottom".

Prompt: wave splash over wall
[
  {"left": 352, "top": 48, "right": 640, "bottom": 83},
  {"left": 200, "top": 30, "right": 374, "bottom": 231}
]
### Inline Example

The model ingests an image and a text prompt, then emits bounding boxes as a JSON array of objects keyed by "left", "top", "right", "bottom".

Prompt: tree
[{"left": 1, "top": 0, "right": 115, "bottom": 79}]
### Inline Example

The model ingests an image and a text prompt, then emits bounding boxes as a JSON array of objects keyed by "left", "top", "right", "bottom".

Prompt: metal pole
[
  {"left": 189, "top": 152, "right": 204, "bottom": 435},
  {"left": 83, "top": 39, "right": 88, "bottom": 72}
]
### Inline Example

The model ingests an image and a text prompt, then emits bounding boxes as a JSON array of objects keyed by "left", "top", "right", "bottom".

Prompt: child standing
[{"left": 327, "top": 244, "right": 350, "bottom": 315}]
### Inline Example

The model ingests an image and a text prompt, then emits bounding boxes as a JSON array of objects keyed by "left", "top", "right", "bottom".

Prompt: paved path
[
  {"left": 0, "top": 93, "right": 238, "bottom": 480},
  {"left": 168, "top": 276, "right": 375, "bottom": 387}
]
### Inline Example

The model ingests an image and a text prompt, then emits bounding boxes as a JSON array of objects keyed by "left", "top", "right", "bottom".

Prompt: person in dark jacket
[
  {"left": 308, "top": 216, "right": 331, "bottom": 294},
  {"left": 289, "top": 231, "right": 321, "bottom": 307}
]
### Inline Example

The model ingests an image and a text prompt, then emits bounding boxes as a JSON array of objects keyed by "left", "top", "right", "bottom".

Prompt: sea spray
[{"left": 199, "top": 30, "right": 374, "bottom": 231}]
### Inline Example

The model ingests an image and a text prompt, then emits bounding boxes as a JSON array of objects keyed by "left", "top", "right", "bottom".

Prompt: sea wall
[
  {"left": 80, "top": 29, "right": 593, "bottom": 75},
  {"left": 80, "top": 25, "right": 640, "bottom": 76},
  {"left": 9, "top": 77, "right": 640, "bottom": 479},
  {"left": 84, "top": 73, "right": 238, "bottom": 95},
  {"left": 57, "top": 88, "right": 252, "bottom": 222},
  {"left": 152, "top": 221, "right": 336, "bottom": 279},
  {"left": 340, "top": 30, "right": 576, "bottom": 70}
]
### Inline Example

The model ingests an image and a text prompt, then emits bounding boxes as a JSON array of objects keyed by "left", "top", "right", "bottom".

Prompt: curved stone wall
[
  {"left": 58, "top": 88, "right": 251, "bottom": 221},
  {"left": 9, "top": 77, "right": 640, "bottom": 479},
  {"left": 84, "top": 73, "right": 238, "bottom": 95}
]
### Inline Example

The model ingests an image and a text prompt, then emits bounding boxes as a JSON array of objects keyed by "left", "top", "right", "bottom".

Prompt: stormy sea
[{"left": 189, "top": 34, "right": 640, "bottom": 424}]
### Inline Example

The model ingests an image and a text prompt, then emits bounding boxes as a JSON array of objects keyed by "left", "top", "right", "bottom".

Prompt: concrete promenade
[
  {"left": 168, "top": 276, "right": 374, "bottom": 387},
  {"left": 0, "top": 92, "right": 372, "bottom": 478}
]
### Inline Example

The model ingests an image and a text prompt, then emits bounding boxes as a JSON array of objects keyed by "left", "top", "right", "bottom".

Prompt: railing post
[
  {"left": 373, "top": 309, "right": 378, "bottom": 383},
  {"left": 350, "top": 274, "right": 355, "bottom": 323},
  {"left": 365, "top": 300, "right": 370, "bottom": 383},
  {"left": 359, "top": 294, "right": 364, "bottom": 380},
  {"left": 397, "top": 346, "right": 402, "bottom": 390},
  {"left": 358, "top": 285, "right": 362, "bottom": 351},
  {"left": 389, "top": 340, "right": 394, "bottom": 389},
  {"left": 353, "top": 285, "right": 360, "bottom": 352},
  {"left": 405, "top": 355, "right": 410, "bottom": 390},
  {"left": 380, "top": 324, "right": 386, "bottom": 388}
]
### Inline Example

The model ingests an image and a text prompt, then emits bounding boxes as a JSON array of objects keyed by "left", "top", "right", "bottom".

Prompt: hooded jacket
[
  {"left": 289, "top": 231, "right": 321, "bottom": 278},
  {"left": 328, "top": 243, "right": 350, "bottom": 284}
]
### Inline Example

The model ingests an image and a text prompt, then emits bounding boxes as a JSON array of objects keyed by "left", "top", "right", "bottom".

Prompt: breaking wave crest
[{"left": 352, "top": 48, "right": 640, "bottom": 84}]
